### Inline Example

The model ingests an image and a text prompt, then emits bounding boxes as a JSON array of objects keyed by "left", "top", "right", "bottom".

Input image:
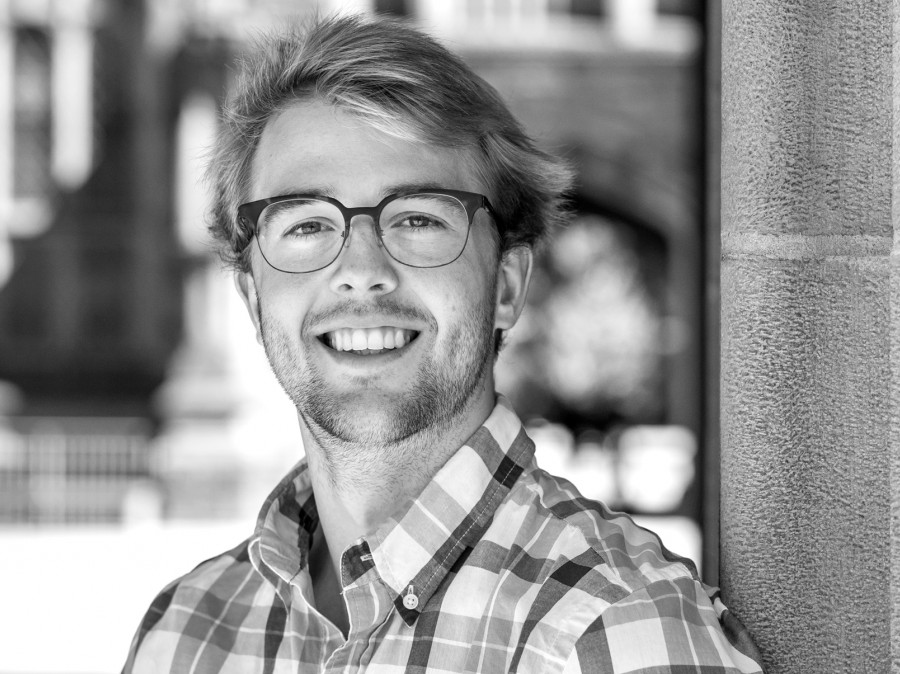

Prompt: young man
[{"left": 123, "top": 15, "right": 763, "bottom": 673}]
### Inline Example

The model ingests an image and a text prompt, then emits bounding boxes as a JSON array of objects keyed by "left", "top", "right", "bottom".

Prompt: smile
[{"left": 320, "top": 327, "right": 420, "bottom": 354}]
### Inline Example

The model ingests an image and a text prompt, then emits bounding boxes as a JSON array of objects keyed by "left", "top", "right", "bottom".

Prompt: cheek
[
  {"left": 255, "top": 275, "right": 317, "bottom": 327},
  {"left": 424, "top": 264, "right": 497, "bottom": 330}
]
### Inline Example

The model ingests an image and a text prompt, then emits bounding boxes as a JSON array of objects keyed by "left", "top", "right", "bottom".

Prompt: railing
[{"left": 0, "top": 416, "right": 159, "bottom": 524}]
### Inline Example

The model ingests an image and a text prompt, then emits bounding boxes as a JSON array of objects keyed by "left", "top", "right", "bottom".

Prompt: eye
[
  {"left": 259, "top": 200, "right": 343, "bottom": 240},
  {"left": 395, "top": 213, "right": 446, "bottom": 229},
  {"left": 285, "top": 219, "right": 330, "bottom": 237}
]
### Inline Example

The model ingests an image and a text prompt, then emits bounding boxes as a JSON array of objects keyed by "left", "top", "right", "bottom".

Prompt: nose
[{"left": 328, "top": 215, "right": 399, "bottom": 297}]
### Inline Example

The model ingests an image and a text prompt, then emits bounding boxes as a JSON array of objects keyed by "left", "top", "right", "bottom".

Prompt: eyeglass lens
[{"left": 256, "top": 193, "right": 471, "bottom": 272}]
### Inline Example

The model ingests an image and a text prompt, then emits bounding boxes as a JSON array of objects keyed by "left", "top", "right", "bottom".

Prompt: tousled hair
[{"left": 206, "top": 13, "right": 574, "bottom": 272}]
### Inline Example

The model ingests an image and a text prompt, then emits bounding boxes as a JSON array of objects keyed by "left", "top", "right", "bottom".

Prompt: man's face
[{"left": 237, "top": 98, "right": 530, "bottom": 446}]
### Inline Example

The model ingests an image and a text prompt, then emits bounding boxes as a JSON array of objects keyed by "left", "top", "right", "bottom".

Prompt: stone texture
[
  {"left": 721, "top": 1, "right": 895, "bottom": 671},
  {"left": 891, "top": 4, "right": 900, "bottom": 672}
]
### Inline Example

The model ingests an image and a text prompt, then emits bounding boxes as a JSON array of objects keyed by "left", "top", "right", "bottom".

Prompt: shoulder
[
  {"left": 122, "top": 537, "right": 272, "bottom": 672},
  {"left": 149, "top": 536, "right": 260, "bottom": 612},
  {"left": 492, "top": 468, "right": 763, "bottom": 673},
  {"left": 560, "top": 576, "right": 764, "bottom": 673},
  {"left": 504, "top": 465, "right": 698, "bottom": 594}
]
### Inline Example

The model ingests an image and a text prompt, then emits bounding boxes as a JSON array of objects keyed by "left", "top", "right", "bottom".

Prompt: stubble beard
[{"left": 257, "top": 283, "right": 497, "bottom": 485}]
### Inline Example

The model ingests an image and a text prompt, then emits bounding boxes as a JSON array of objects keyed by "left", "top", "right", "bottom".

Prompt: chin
[{"left": 312, "top": 390, "right": 437, "bottom": 445}]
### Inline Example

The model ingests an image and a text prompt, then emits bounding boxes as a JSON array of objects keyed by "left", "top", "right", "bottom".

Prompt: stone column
[
  {"left": 893, "top": 4, "right": 900, "bottom": 670},
  {"left": 720, "top": 1, "right": 896, "bottom": 672}
]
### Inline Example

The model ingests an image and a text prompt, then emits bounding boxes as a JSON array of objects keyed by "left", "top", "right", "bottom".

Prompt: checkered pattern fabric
[{"left": 123, "top": 397, "right": 763, "bottom": 673}]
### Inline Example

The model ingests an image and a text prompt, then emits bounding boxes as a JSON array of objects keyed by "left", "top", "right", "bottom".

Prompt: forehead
[{"left": 249, "top": 98, "right": 489, "bottom": 203}]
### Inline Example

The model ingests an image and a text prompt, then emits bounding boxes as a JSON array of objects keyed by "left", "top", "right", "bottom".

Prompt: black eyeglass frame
[{"left": 237, "top": 189, "right": 498, "bottom": 274}]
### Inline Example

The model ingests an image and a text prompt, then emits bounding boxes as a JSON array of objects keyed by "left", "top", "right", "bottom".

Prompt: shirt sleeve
[{"left": 563, "top": 576, "right": 764, "bottom": 673}]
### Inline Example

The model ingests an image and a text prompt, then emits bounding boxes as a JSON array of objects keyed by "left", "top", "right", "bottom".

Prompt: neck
[{"left": 298, "top": 386, "right": 496, "bottom": 578}]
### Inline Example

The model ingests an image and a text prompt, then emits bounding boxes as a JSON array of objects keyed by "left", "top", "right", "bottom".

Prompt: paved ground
[{"left": 0, "top": 521, "right": 249, "bottom": 674}]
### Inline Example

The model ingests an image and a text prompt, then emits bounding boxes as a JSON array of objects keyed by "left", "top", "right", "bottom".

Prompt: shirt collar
[
  {"left": 249, "top": 395, "right": 535, "bottom": 625},
  {"left": 367, "top": 395, "right": 535, "bottom": 624},
  {"left": 249, "top": 459, "right": 317, "bottom": 591}
]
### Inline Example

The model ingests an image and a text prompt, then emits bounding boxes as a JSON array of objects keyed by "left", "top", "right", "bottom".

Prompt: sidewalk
[{"left": 0, "top": 521, "right": 250, "bottom": 674}]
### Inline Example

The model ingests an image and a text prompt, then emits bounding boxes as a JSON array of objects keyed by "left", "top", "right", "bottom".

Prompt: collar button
[{"left": 402, "top": 586, "right": 419, "bottom": 610}]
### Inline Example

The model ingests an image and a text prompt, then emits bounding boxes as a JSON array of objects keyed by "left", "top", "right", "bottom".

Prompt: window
[{"left": 13, "top": 26, "right": 52, "bottom": 201}]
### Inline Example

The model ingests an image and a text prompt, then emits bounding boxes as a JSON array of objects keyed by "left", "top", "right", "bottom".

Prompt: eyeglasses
[{"left": 237, "top": 189, "right": 496, "bottom": 274}]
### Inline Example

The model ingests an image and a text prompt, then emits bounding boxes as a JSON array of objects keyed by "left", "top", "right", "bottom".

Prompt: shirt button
[{"left": 403, "top": 586, "right": 419, "bottom": 610}]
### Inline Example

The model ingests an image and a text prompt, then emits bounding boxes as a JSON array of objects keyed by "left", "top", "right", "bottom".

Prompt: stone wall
[{"left": 720, "top": 1, "right": 897, "bottom": 671}]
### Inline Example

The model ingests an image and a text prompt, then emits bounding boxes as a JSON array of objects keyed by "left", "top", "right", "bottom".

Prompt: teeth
[
  {"left": 367, "top": 330, "right": 384, "bottom": 350},
  {"left": 326, "top": 327, "right": 416, "bottom": 352},
  {"left": 352, "top": 329, "right": 367, "bottom": 351}
]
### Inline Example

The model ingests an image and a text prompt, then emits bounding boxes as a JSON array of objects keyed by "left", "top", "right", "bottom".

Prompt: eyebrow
[
  {"left": 381, "top": 181, "right": 450, "bottom": 196},
  {"left": 269, "top": 184, "right": 336, "bottom": 199},
  {"left": 268, "top": 181, "right": 455, "bottom": 201}
]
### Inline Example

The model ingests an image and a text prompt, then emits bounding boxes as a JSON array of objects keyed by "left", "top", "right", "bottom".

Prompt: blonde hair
[{"left": 207, "top": 14, "right": 573, "bottom": 271}]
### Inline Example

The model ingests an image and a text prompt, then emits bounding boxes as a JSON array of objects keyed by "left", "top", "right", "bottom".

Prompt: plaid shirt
[{"left": 123, "top": 397, "right": 763, "bottom": 673}]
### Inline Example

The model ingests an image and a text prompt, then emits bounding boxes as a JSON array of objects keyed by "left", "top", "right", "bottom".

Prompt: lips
[{"left": 320, "top": 326, "right": 419, "bottom": 353}]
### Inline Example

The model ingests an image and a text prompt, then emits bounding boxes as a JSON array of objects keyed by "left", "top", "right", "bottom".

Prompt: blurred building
[{"left": 0, "top": 0, "right": 707, "bottom": 550}]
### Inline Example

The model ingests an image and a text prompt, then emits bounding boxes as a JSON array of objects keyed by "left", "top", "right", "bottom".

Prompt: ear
[
  {"left": 494, "top": 245, "right": 533, "bottom": 331},
  {"left": 234, "top": 270, "right": 263, "bottom": 345}
]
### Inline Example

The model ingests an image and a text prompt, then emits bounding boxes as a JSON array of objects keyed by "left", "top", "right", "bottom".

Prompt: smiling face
[{"left": 236, "top": 98, "right": 532, "bottom": 448}]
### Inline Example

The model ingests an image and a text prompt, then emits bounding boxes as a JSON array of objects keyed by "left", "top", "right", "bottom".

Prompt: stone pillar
[
  {"left": 893, "top": 4, "right": 900, "bottom": 670},
  {"left": 720, "top": 1, "right": 895, "bottom": 672}
]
